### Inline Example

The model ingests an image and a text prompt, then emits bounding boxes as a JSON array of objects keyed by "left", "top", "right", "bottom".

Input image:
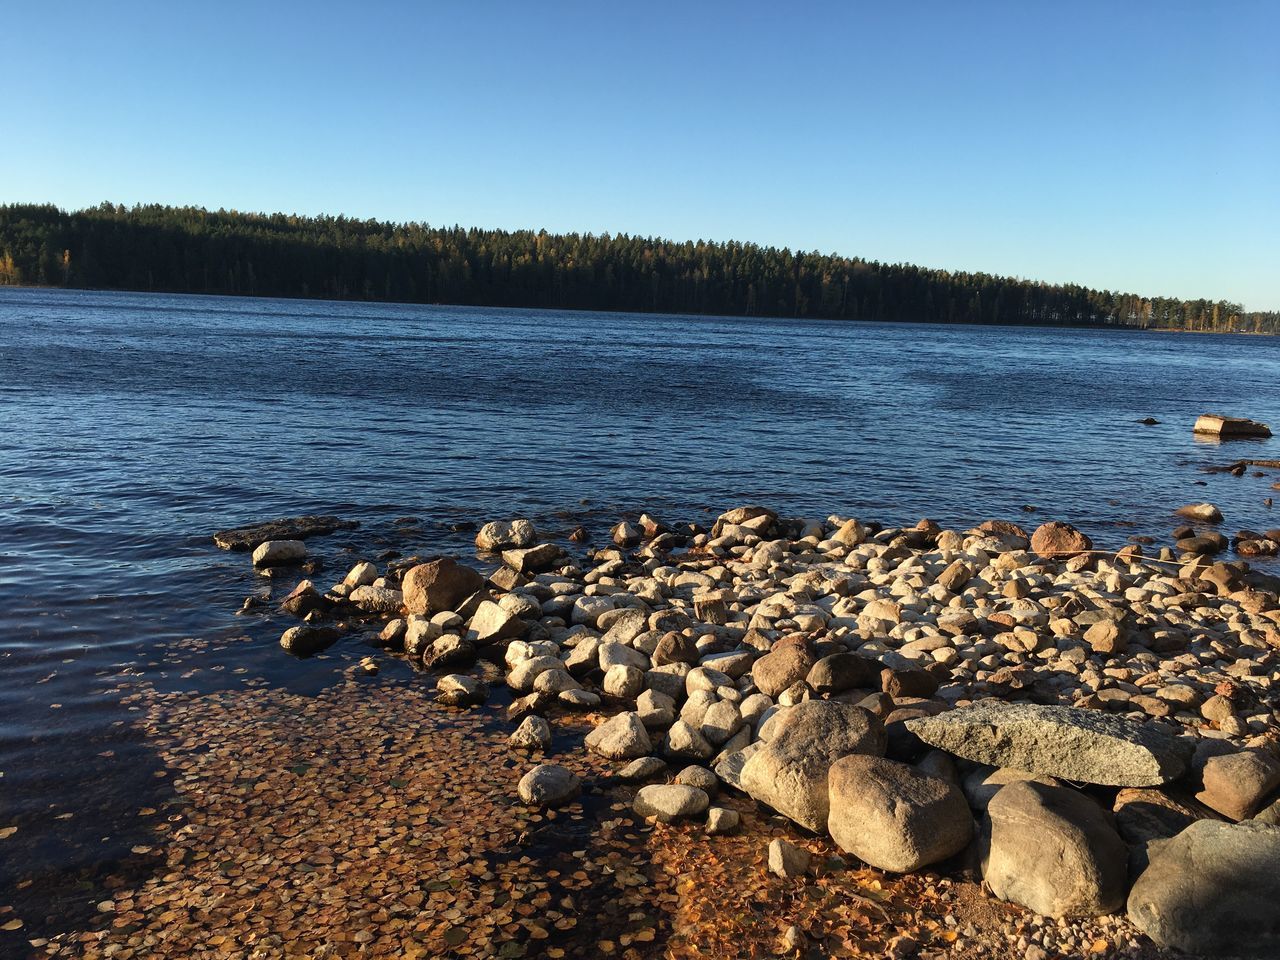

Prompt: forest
[{"left": 1, "top": 202, "right": 1275, "bottom": 333}]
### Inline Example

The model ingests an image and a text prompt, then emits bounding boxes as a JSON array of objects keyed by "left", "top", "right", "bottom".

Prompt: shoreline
[{"left": 13, "top": 506, "right": 1280, "bottom": 959}]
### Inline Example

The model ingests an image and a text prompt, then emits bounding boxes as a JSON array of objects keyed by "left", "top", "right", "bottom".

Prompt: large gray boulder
[
  {"left": 740, "top": 701, "right": 886, "bottom": 831},
  {"left": 906, "top": 703, "right": 1186, "bottom": 787},
  {"left": 827, "top": 755, "right": 973, "bottom": 872},
  {"left": 583, "top": 711, "right": 651, "bottom": 760},
  {"left": 1128, "top": 820, "right": 1280, "bottom": 958},
  {"left": 982, "top": 780, "right": 1128, "bottom": 918}
]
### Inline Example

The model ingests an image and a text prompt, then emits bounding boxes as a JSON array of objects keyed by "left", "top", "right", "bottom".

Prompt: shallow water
[{"left": 0, "top": 287, "right": 1277, "bottom": 946}]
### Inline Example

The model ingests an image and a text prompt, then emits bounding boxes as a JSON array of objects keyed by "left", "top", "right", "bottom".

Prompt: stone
[
  {"left": 618, "top": 757, "right": 668, "bottom": 782},
  {"left": 502, "top": 543, "right": 563, "bottom": 575},
  {"left": 674, "top": 765, "right": 718, "bottom": 793},
  {"left": 1176, "top": 503, "right": 1223, "bottom": 523},
  {"left": 1083, "top": 618, "right": 1127, "bottom": 655},
  {"left": 402, "top": 558, "right": 485, "bottom": 616},
  {"left": 475, "top": 519, "right": 536, "bottom": 551},
  {"left": 752, "top": 642, "right": 815, "bottom": 698},
  {"left": 706, "top": 807, "right": 741, "bottom": 835},
  {"left": 633, "top": 784, "right": 710, "bottom": 822},
  {"left": 252, "top": 539, "right": 307, "bottom": 566},
  {"left": 214, "top": 515, "right": 357, "bottom": 551},
  {"left": 1113, "top": 788, "right": 1201, "bottom": 871},
  {"left": 906, "top": 702, "right": 1186, "bottom": 787},
  {"left": 603, "top": 663, "right": 646, "bottom": 698},
  {"left": 517, "top": 764, "right": 580, "bottom": 808},
  {"left": 343, "top": 561, "right": 378, "bottom": 588},
  {"left": 279, "top": 624, "right": 339, "bottom": 656},
  {"left": 636, "top": 689, "right": 677, "bottom": 728},
  {"left": 435, "top": 674, "right": 489, "bottom": 707},
  {"left": 1030, "top": 521, "right": 1092, "bottom": 560},
  {"left": 806, "top": 653, "right": 881, "bottom": 695},
  {"left": 768, "top": 839, "right": 811, "bottom": 878},
  {"left": 713, "top": 742, "right": 761, "bottom": 791},
  {"left": 422, "top": 634, "right": 476, "bottom": 670},
  {"left": 348, "top": 585, "right": 403, "bottom": 613},
  {"left": 700, "top": 700, "right": 743, "bottom": 745},
  {"left": 652, "top": 631, "right": 700, "bottom": 666},
  {"left": 584, "top": 712, "right": 651, "bottom": 760},
  {"left": 827, "top": 755, "right": 973, "bottom": 872},
  {"left": 507, "top": 655, "right": 564, "bottom": 693},
  {"left": 982, "top": 781, "right": 1128, "bottom": 918},
  {"left": 1196, "top": 750, "right": 1280, "bottom": 821},
  {"left": 1128, "top": 820, "right": 1280, "bottom": 957},
  {"left": 935, "top": 559, "right": 973, "bottom": 593},
  {"left": 509, "top": 715, "right": 552, "bottom": 752},
  {"left": 740, "top": 701, "right": 887, "bottom": 831},
  {"left": 468, "top": 600, "right": 525, "bottom": 644},
  {"left": 280, "top": 580, "right": 330, "bottom": 617},
  {"left": 665, "top": 720, "right": 715, "bottom": 762},
  {"left": 962, "top": 766, "right": 1060, "bottom": 812}
]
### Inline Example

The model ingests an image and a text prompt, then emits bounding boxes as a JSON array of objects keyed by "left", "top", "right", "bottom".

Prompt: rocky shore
[{"left": 249, "top": 507, "right": 1279, "bottom": 958}]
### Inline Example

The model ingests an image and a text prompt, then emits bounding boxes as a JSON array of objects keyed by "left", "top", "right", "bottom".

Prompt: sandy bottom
[{"left": 7, "top": 656, "right": 1201, "bottom": 960}]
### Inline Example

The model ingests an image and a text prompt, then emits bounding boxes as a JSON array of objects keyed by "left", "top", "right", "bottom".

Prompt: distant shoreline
[{"left": 1, "top": 282, "right": 1274, "bottom": 338}]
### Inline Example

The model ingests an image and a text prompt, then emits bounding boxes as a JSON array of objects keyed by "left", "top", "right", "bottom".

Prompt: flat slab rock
[
  {"left": 906, "top": 703, "right": 1186, "bottom": 787},
  {"left": 213, "top": 515, "right": 359, "bottom": 551}
]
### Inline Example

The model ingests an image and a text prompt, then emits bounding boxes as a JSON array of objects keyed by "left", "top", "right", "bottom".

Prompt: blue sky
[{"left": 4, "top": 1, "right": 1278, "bottom": 309}]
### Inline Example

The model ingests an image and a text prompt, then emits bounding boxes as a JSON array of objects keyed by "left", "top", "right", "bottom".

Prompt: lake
[{"left": 0, "top": 287, "right": 1277, "bottom": 944}]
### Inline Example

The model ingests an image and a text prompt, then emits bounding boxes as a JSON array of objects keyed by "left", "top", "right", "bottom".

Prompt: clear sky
[{"left": 4, "top": 1, "right": 1278, "bottom": 309}]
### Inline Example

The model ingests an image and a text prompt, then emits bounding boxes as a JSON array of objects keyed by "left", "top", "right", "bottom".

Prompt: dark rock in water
[
  {"left": 1136, "top": 417, "right": 1161, "bottom": 425},
  {"left": 906, "top": 702, "right": 1187, "bottom": 786},
  {"left": 280, "top": 580, "right": 331, "bottom": 617},
  {"left": 449, "top": 520, "right": 477, "bottom": 532},
  {"left": 279, "top": 624, "right": 340, "bottom": 656},
  {"left": 213, "top": 515, "right": 358, "bottom": 551}
]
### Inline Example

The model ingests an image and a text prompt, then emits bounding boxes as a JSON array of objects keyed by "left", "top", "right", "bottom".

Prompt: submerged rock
[
  {"left": 517, "top": 763, "right": 580, "bottom": 808},
  {"left": 906, "top": 703, "right": 1186, "bottom": 786},
  {"left": 213, "top": 515, "right": 357, "bottom": 551},
  {"left": 279, "top": 624, "right": 339, "bottom": 656}
]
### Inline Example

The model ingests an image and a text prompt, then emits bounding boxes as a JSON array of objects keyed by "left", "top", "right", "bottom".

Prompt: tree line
[{"left": 1, "top": 202, "right": 1275, "bottom": 333}]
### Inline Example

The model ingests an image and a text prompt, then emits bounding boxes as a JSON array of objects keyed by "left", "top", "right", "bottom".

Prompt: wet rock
[
  {"left": 1030, "top": 522, "right": 1093, "bottom": 560},
  {"left": 436, "top": 674, "right": 489, "bottom": 707},
  {"left": 213, "top": 515, "right": 357, "bottom": 551},
  {"left": 280, "top": 580, "right": 330, "bottom": 617},
  {"left": 1128, "top": 820, "right": 1280, "bottom": 957},
  {"left": 583, "top": 712, "right": 651, "bottom": 760},
  {"left": 475, "top": 519, "right": 536, "bottom": 551},
  {"left": 348, "top": 584, "right": 403, "bottom": 614},
  {"left": 741, "top": 701, "right": 887, "bottom": 831},
  {"left": 517, "top": 763, "right": 580, "bottom": 808},
  {"left": 1176, "top": 503, "right": 1223, "bottom": 523},
  {"left": 402, "top": 558, "right": 485, "bottom": 616},
  {"left": 633, "top": 783, "right": 709, "bottom": 822},
  {"left": 279, "top": 624, "right": 339, "bottom": 656},
  {"left": 828, "top": 755, "right": 973, "bottom": 872},
  {"left": 982, "top": 780, "right": 1128, "bottom": 918},
  {"left": 252, "top": 539, "right": 307, "bottom": 566},
  {"left": 509, "top": 715, "right": 552, "bottom": 752},
  {"left": 768, "top": 838, "right": 811, "bottom": 878},
  {"left": 907, "top": 702, "right": 1186, "bottom": 786}
]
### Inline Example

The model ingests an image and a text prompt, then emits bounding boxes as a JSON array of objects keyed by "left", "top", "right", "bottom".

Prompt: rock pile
[{"left": 269, "top": 508, "right": 1280, "bottom": 957}]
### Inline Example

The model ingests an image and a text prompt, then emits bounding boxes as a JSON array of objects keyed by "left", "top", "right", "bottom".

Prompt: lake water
[{"left": 1, "top": 287, "right": 1278, "bottom": 944}]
